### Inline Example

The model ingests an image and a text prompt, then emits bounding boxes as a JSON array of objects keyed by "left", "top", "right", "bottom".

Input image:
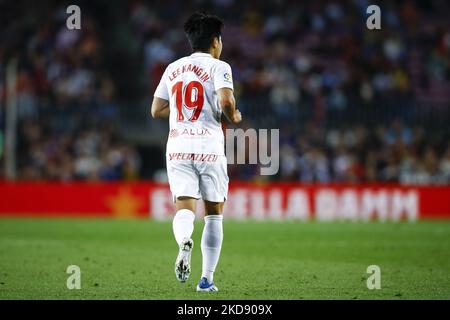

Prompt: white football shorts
[{"left": 166, "top": 153, "right": 229, "bottom": 203}]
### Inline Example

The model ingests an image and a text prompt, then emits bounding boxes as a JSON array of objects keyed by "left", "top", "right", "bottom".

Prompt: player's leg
[
  {"left": 196, "top": 155, "right": 228, "bottom": 292},
  {"left": 172, "top": 197, "right": 196, "bottom": 283},
  {"left": 166, "top": 156, "right": 201, "bottom": 282},
  {"left": 197, "top": 201, "right": 224, "bottom": 292},
  {"left": 173, "top": 197, "right": 196, "bottom": 246}
]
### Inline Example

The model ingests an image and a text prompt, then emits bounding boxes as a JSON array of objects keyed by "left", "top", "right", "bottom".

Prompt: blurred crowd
[
  {"left": 227, "top": 119, "right": 450, "bottom": 184},
  {"left": 0, "top": 4, "right": 141, "bottom": 180},
  {"left": 17, "top": 120, "right": 141, "bottom": 181},
  {"left": 1, "top": 0, "right": 449, "bottom": 184}
]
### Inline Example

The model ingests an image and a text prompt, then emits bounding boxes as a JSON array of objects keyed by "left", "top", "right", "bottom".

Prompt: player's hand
[{"left": 232, "top": 109, "right": 242, "bottom": 124}]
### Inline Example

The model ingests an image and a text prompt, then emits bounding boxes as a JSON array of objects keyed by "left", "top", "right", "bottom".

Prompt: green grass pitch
[{"left": 0, "top": 218, "right": 449, "bottom": 300}]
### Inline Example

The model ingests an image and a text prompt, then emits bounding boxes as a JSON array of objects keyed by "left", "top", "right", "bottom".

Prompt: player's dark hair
[{"left": 184, "top": 12, "right": 224, "bottom": 52}]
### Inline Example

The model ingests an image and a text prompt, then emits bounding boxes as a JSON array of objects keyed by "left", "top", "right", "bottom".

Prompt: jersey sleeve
[
  {"left": 213, "top": 61, "right": 234, "bottom": 91},
  {"left": 153, "top": 68, "right": 169, "bottom": 100}
]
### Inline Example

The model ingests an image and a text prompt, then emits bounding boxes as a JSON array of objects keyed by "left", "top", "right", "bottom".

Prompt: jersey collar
[{"left": 190, "top": 52, "right": 213, "bottom": 58}]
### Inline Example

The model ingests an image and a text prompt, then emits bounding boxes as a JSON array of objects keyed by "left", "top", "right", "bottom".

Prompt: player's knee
[
  {"left": 204, "top": 201, "right": 224, "bottom": 215},
  {"left": 175, "top": 197, "right": 197, "bottom": 212}
]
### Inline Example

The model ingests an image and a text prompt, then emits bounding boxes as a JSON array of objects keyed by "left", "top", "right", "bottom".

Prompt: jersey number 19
[{"left": 172, "top": 81, "right": 204, "bottom": 122}]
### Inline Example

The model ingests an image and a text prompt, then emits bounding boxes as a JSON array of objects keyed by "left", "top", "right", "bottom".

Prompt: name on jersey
[
  {"left": 168, "top": 153, "right": 219, "bottom": 162},
  {"left": 168, "top": 64, "right": 210, "bottom": 82}
]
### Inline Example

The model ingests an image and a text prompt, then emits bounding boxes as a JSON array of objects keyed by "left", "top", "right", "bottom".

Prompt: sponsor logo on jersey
[
  {"left": 223, "top": 72, "right": 232, "bottom": 82},
  {"left": 169, "top": 129, "right": 179, "bottom": 138},
  {"left": 181, "top": 128, "right": 212, "bottom": 136},
  {"left": 168, "top": 153, "right": 219, "bottom": 162},
  {"left": 169, "top": 128, "right": 212, "bottom": 138}
]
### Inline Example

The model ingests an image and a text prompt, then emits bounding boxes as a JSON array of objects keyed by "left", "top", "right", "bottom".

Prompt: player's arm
[
  {"left": 217, "top": 88, "right": 241, "bottom": 124},
  {"left": 214, "top": 62, "right": 241, "bottom": 124},
  {"left": 151, "top": 67, "right": 170, "bottom": 119},
  {"left": 151, "top": 97, "right": 170, "bottom": 119}
]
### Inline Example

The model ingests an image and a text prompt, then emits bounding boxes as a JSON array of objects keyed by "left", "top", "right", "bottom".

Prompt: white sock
[
  {"left": 201, "top": 215, "right": 223, "bottom": 283},
  {"left": 172, "top": 209, "right": 195, "bottom": 246}
]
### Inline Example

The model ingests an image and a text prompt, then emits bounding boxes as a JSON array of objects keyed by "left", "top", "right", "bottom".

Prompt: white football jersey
[{"left": 154, "top": 52, "right": 233, "bottom": 155}]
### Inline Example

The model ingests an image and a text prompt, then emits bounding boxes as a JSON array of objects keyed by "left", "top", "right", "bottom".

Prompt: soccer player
[{"left": 151, "top": 12, "right": 242, "bottom": 292}]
